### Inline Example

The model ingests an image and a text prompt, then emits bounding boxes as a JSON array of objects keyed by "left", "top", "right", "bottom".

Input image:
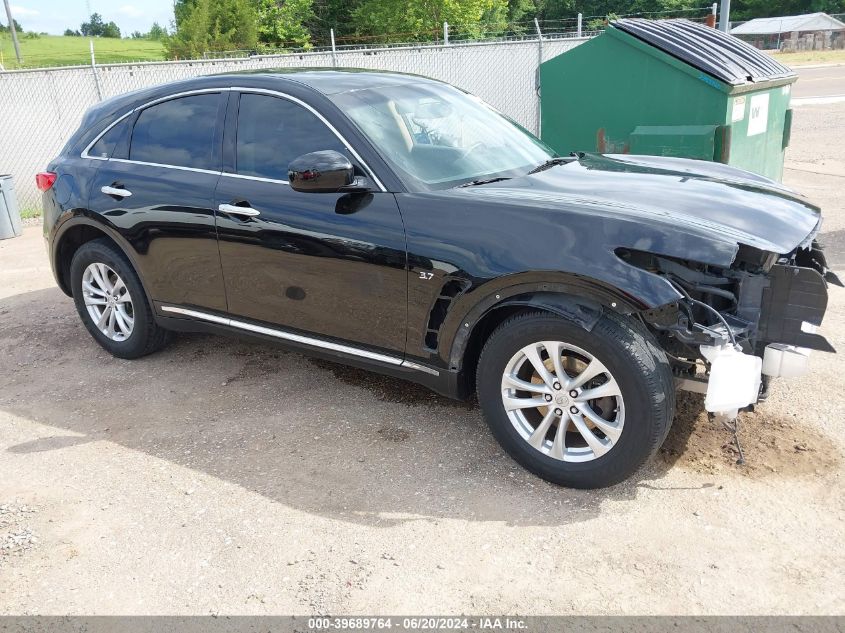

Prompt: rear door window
[{"left": 130, "top": 94, "right": 221, "bottom": 170}]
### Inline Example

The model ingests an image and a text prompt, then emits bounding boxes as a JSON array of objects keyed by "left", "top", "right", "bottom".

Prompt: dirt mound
[{"left": 659, "top": 392, "right": 840, "bottom": 478}]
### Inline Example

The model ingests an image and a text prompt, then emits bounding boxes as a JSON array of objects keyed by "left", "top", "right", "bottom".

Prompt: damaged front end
[{"left": 622, "top": 236, "right": 841, "bottom": 423}]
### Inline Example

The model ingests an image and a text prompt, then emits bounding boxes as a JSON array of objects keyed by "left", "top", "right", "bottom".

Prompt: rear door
[
  {"left": 213, "top": 90, "right": 408, "bottom": 354},
  {"left": 87, "top": 91, "right": 228, "bottom": 312}
]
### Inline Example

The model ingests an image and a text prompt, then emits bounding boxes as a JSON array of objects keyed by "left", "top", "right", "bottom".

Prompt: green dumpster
[{"left": 539, "top": 18, "right": 797, "bottom": 181}]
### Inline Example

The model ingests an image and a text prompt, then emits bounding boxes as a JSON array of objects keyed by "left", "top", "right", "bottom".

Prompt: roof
[
  {"left": 217, "top": 68, "right": 442, "bottom": 95},
  {"left": 91, "top": 69, "right": 439, "bottom": 120},
  {"left": 731, "top": 12, "right": 845, "bottom": 35},
  {"left": 611, "top": 18, "right": 795, "bottom": 86}
]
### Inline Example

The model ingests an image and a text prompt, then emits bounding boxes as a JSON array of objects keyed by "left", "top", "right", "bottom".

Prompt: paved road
[
  {"left": 793, "top": 64, "right": 845, "bottom": 101},
  {"left": 784, "top": 100, "right": 845, "bottom": 266}
]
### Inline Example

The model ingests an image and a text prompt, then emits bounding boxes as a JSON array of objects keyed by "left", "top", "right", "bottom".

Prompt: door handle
[
  {"left": 218, "top": 203, "right": 260, "bottom": 217},
  {"left": 101, "top": 185, "right": 132, "bottom": 198}
]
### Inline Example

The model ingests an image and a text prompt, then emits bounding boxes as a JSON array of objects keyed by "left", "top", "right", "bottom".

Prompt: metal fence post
[
  {"left": 577, "top": 13, "right": 582, "bottom": 38},
  {"left": 330, "top": 29, "right": 337, "bottom": 67},
  {"left": 534, "top": 18, "right": 543, "bottom": 137},
  {"left": 443, "top": 22, "right": 449, "bottom": 45},
  {"left": 705, "top": 3, "right": 718, "bottom": 28},
  {"left": 89, "top": 39, "right": 103, "bottom": 101}
]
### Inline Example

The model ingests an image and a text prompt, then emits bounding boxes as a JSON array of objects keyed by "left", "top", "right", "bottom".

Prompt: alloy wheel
[
  {"left": 81, "top": 262, "right": 135, "bottom": 342},
  {"left": 500, "top": 341, "right": 625, "bottom": 462}
]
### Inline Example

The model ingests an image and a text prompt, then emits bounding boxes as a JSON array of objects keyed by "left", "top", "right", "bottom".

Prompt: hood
[{"left": 458, "top": 153, "right": 821, "bottom": 256}]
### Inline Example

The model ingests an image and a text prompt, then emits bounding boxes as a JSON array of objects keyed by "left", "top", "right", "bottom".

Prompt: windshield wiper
[
  {"left": 457, "top": 176, "right": 512, "bottom": 188},
  {"left": 526, "top": 156, "right": 570, "bottom": 175}
]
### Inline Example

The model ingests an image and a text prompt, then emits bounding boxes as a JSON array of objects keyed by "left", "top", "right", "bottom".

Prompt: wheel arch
[
  {"left": 444, "top": 277, "right": 653, "bottom": 398},
  {"left": 52, "top": 216, "right": 153, "bottom": 307}
]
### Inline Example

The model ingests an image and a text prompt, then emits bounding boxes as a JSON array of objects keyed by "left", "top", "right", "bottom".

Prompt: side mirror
[{"left": 288, "top": 150, "right": 354, "bottom": 193}]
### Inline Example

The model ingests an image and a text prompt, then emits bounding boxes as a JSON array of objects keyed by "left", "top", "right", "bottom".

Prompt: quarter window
[
  {"left": 89, "top": 117, "right": 129, "bottom": 159},
  {"left": 129, "top": 94, "right": 220, "bottom": 170},
  {"left": 236, "top": 93, "right": 348, "bottom": 181}
]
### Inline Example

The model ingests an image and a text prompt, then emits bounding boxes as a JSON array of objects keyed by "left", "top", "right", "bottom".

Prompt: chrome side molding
[{"left": 159, "top": 305, "right": 439, "bottom": 376}]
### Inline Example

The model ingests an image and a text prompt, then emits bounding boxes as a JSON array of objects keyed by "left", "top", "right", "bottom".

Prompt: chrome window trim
[
  {"left": 80, "top": 85, "right": 387, "bottom": 192},
  {"left": 221, "top": 172, "right": 289, "bottom": 185},
  {"left": 160, "top": 305, "right": 433, "bottom": 370},
  {"left": 109, "top": 157, "right": 221, "bottom": 176}
]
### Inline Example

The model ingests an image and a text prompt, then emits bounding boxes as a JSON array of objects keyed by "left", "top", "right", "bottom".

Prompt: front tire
[
  {"left": 70, "top": 238, "right": 171, "bottom": 359},
  {"left": 476, "top": 310, "right": 674, "bottom": 488}
]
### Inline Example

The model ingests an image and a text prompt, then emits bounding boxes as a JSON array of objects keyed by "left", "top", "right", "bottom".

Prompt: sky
[{"left": 4, "top": 0, "right": 175, "bottom": 35}]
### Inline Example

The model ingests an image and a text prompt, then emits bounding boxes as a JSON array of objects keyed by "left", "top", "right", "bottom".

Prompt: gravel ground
[{"left": 0, "top": 103, "right": 844, "bottom": 616}]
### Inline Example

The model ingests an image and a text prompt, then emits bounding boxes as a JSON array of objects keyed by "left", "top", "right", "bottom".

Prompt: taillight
[{"left": 36, "top": 172, "right": 57, "bottom": 192}]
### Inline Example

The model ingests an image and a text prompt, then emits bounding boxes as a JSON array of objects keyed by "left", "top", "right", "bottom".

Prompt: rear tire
[
  {"left": 476, "top": 310, "right": 674, "bottom": 488},
  {"left": 70, "top": 238, "right": 171, "bottom": 359}
]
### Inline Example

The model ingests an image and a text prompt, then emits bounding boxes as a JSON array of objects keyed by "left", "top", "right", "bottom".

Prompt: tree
[
  {"left": 256, "top": 0, "right": 314, "bottom": 48},
  {"left": 78, "top": 13, "right": 121, "bottom": 38},
  {"left": 63, "top": 28, "right": 82, "bottom": 36},
  {"left": 167, "top": 0, "right": 259, "bottom": 58},
  {"left": 730, "top": 0, "right": 845, "bottom": 19},
  {"left": 352, "top": 0, "right": 509, "bottom": 41},
  {"left": 148, "top": 22, "right": 167, "bottom": 40},
  {"left": 80, "top": 13, "right": 105, "bottom": 36},
  {"left": 0, "top": 18, "right": 23, "bottom": 33},
  {"left": 507, "top": 0, "right": 536, "bottom": 25},
  {"left": 102, "top": 21, "right": 121, "bottom": 38},
  {"left": 307, "top": 0, "right": 362, "bottom": 44}
]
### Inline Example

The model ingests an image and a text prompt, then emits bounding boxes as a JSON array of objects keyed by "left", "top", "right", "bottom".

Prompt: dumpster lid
[{"left": 611, "top": 18, "right": 796, "bottom": 86}]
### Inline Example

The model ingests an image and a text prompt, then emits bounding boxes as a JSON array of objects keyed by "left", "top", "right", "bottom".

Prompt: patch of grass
[
  {"left": 19, "top": 208, "right": 42, "bottom": 220},
  {"left": 766, "top": 49, "right": 845, "bottom": 66},
  {"left": 0, "top": 34, "right": 166, "bottom": 69}
]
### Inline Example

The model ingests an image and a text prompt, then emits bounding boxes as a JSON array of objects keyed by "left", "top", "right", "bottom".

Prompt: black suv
[{"left": 40, "top": 70, "right": 837, "bottom": 488}]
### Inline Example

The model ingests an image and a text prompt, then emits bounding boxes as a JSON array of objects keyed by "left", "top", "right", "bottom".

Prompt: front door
[{"left": 214, "top": 91, "right": 407, "bottom": 354}]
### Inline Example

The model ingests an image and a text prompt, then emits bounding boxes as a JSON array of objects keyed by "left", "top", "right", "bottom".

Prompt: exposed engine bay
[{"left": 621, "top": 235, "right": 841, "bottom": 433}]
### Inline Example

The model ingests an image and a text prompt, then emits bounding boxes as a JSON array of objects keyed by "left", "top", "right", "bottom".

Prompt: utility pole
[
  {"left": 719, "top": 0, "right": 731, "bottom": 33},
  {"left": 2, "top": 0, "right": 22, "bottom": 64}
]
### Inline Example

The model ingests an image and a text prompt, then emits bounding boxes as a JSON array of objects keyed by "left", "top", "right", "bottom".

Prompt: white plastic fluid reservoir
[
  {"left": 700, "top": 344, "right": 763, "bottom": 414},
  {"left": 762, "top": 344, "right": 811, "bottom": 378}
]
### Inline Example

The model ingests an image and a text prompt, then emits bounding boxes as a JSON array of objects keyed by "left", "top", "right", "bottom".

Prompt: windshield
[{"left": 329, "top": 82, "right": 555, "bottom": 190}]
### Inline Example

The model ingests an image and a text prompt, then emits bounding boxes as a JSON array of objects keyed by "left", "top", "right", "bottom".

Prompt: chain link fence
[
  {"left": 0, "top": 5, "right": 718, "bottom": 213},
  {"left": 0, "top": 35, "right": 586, "bottom": 211}
]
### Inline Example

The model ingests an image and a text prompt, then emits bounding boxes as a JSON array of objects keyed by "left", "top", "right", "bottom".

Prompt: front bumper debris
[{"left": 758, "top": 264, "right": 835, "bottom": 353}]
